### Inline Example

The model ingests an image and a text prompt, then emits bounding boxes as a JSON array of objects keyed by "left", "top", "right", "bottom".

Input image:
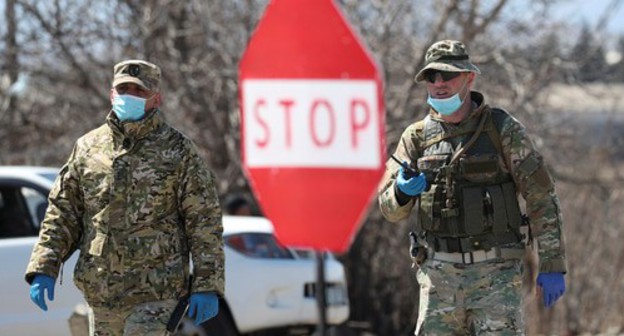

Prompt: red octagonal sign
[{"left": 239, "top": 0, "right": 385, "bottom": 253}]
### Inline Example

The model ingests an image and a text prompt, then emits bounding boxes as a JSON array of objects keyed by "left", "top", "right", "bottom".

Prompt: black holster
[
  {"left": 166, "top": 295, "right": 190, "bottom": 333},
  {"left": 167, "top": 275, "right": 193, "bottom": 332}
]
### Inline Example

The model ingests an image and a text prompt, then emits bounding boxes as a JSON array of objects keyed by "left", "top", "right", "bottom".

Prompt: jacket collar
[{"left": 106, "top": 109, "right": 164, "bottom": 141}]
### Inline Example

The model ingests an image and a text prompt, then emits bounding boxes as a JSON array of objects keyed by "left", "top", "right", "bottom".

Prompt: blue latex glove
[
  {"left": 30, "top": 274, "right": 55, "bottom": 311},
  {"left": 188, "top": 292, "right": 219, "bottom": 326},
  {"left": 537, "top": 272, "right": 565, "bottom": 308},
  {"left": 396, "top": 165, "right": 427, "bottom": 196}
]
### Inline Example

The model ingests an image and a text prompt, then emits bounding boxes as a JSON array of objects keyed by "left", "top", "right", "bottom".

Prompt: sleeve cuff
[
  {"left": 394, "top": 183, "right": 414, "bottom": 206},
  {"left": 193, "top": 270, "right": 225, "bottom": 297},
  {"left": 539, "top": 257, "right": 567, "bottom": 274}
]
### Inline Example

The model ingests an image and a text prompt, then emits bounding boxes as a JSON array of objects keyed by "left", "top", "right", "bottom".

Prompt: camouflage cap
[
  {"left": 112, "top": 60, "right": 161, "bottom": 91},
  {"left": 415, "top": 40, "right": 481, "bottom": 82}
]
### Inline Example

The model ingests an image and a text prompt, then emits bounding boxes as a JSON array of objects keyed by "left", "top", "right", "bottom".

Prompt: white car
[{"left": 0, "top": 166, "right": 349, "bottom": 335}]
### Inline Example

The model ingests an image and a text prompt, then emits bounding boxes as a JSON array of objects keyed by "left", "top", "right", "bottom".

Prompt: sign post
[
  {"left": 239, "top": 0, "right": 385, "bottom": 333},
  {"left": 316, "top": 251, "right": 328, "bottom": 335}
]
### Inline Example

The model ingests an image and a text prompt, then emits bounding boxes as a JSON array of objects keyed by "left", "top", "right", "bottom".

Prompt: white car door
[{"left": 0, "top": 178, "right": 85, "bottom": 335}]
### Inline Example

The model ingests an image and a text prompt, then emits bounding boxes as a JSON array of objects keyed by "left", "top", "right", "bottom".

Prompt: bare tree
[
  {"left": 1, "top": 0, "right": 20, "bottom": 153},
  {"left": 1, "top": 0, "right": 623, "bottom": 334}
]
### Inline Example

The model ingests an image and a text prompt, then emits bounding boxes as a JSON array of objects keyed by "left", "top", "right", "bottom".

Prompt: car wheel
[
  {"left": 310, "top": 325, "right": 358, "bottom": 336},
  {"left": 328, "top": 325, "right": 358, "bottom": 336},
  {"left": 201, "top": 303, "right": 239, "bottom": 336}
]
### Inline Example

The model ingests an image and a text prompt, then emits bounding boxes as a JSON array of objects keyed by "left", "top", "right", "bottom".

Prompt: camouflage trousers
[
  {"left": 415, "top": 258, "right": 524, "bottom": 335},
  {"left": 88, "top": 300, "right": 177, "bottom": 336}
]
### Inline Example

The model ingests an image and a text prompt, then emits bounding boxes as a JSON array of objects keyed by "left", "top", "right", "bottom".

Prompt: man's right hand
[
  {"left": 30, "top": 274, "right": 55, "bottom": 311},
  {"left": 396, "top": 165, "right": 427, "bottom": 196}
]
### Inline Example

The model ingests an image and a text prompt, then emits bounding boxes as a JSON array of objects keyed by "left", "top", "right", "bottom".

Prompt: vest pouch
[
  {"left": 419, "top": 184, "right": 444, "bottom": 231},
  {"left": 417, "top": 154, "right": 449, "bottom": 183},
  {"left": 459, "top": 154, "right": 500, "bottom": 183},
  {"left": 460, "top": 186, "right": 485, "bottom": 235},
  {"left": 501, "top": 182, "right": 521, "bottom": 229},
  {"left": 485, "top": 182, "right": 521, "bottom": 234}
]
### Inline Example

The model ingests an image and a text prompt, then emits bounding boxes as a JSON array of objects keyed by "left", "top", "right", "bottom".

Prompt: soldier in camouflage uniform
[
  {"left": 25, "top": 60, "right": 225, "bottom": 335},
  {"left": 378, "top": 41, "right": 567, "bottom": 335}
]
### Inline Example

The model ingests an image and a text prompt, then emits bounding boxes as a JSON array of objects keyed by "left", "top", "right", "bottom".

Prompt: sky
[
  {"left": 552, "top": 0, "right": 624, "bottom": 34},
  {"left": 1, "top": 1, "right": 622, "bottom": 50},
  {"left": 0, "top": 1, "right": 621, "bottom": 33},
  {"left": 552, "top": 0, "right": 624, "bottom": 62}
]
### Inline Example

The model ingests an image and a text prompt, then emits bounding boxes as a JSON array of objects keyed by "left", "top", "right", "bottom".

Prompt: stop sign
[{"left": 239, "top": 0, "right": 385, "bottom": 253}]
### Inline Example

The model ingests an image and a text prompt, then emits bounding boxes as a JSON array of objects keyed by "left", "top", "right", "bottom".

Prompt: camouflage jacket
[
  {"left": 25, "top": 110, "right": 225, "bottom": 307},
  {"left": 378, "top": 92, "right": 567, "bottom": 273}
]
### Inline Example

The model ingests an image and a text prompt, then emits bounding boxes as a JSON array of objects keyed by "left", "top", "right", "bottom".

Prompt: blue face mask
[
  {"left": 426, "top": 78, "right": 469, "bottom": 116},
  {"left": 427, "top": 94, "right": 463, "bottom": 116},
  {"left": 112, "top": 94, "right": 147, "bottom": 121}
]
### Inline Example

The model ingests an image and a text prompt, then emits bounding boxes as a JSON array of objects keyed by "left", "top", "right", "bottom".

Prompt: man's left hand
[
  {"left": 537, "top": 272, "right": 565, "bottom": 308},
  {"left": 188, "top": 292, "right": 219, "bottom": 325},
  {"left": 30, "top": 274, "right": 56, "bottom": 311}
]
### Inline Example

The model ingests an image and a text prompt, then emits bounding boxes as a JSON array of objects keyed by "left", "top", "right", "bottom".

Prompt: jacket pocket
[{"left": 73, "top": 252, "right": 109, "bottom": 304}]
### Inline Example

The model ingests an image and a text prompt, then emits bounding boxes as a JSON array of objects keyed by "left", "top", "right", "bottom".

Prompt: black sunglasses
[{"left": 424, "top": 71, "right": 461, "bottom": 83}]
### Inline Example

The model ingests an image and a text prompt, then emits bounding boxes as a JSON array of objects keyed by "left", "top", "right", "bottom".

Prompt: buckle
[{"left": 461, "top": 252, "right": 474, "bottom": 264}]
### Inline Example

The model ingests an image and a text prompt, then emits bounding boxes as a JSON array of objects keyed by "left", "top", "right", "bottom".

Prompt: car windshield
[
  {"left": 225, "top": 232, "right": 295, "bottom": 259},
  {"left": 38, "top": 172, "right": 58, "bottom": 183}
]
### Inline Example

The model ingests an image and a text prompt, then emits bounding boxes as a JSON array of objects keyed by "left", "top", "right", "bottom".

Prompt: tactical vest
[{"left": 416, "top": 108, "right": 523, "bottom": 253}]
